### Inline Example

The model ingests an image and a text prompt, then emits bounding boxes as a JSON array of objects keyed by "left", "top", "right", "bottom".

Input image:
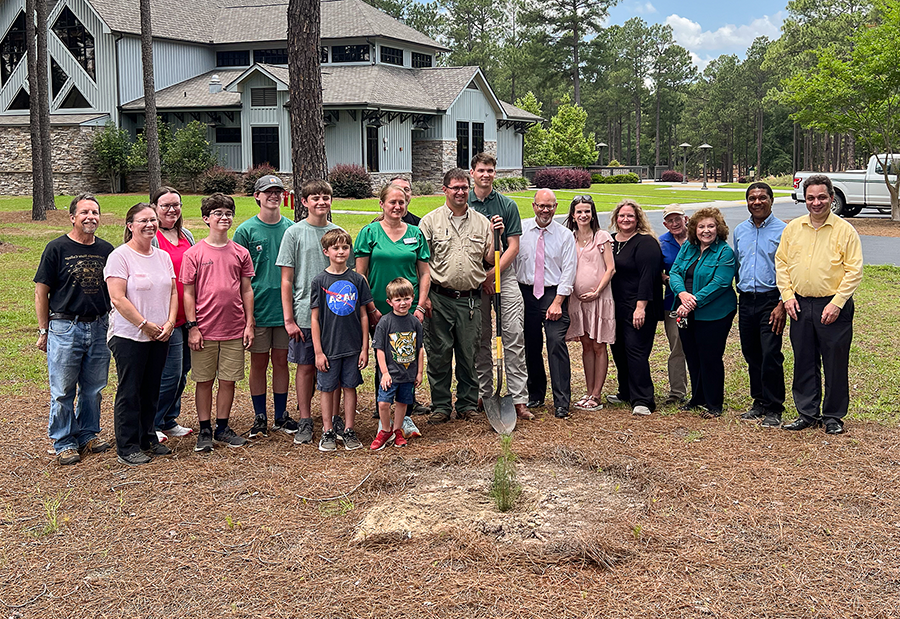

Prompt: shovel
[{"left": 483, "top": 227, "right": 517, "bottom": 435}]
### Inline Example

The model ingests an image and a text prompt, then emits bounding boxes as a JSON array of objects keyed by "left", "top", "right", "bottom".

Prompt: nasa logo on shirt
[{"left": 324, "top": 280, "right": 358, "bottom": 316}]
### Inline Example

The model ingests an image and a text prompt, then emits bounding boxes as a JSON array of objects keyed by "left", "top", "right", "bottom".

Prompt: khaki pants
[
  {"left": 476, "top": 266, "right": 528, "bottom": 404},
  {"left": 663, "top": 313, "right": 688, "bottom": 399}
]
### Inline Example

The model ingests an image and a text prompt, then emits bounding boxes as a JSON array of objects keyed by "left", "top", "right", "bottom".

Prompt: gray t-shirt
[
  {"left": 275, "top": 220, "right": 353, "bottom": 329},
  {"left": 373, "top": 311, "right": 423, "bottom": 384},
  {"left": 310, "top": 269, "right": 373, "bottom": 359}
]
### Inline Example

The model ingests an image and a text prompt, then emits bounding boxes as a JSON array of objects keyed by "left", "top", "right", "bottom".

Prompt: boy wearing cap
[
  {"left": 658, "top": 204, "right": 689, "bottom": 406},
  {"left": 234, "top": 176, "right": 297, "bottom": 437}
]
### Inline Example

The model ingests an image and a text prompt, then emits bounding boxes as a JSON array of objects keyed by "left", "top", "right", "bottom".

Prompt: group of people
[{"left": 34, "top": 155, "right": 863, "bottom": 466}]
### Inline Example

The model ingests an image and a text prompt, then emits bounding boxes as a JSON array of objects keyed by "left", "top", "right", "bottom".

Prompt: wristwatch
[
  {"left": 38, "top": 328, "right": 48, "bottom": 336},
  {"left": 184, "top": 321, "right": 199, "bottom": 330}
]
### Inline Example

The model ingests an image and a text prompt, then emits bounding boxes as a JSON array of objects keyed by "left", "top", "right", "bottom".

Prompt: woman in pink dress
[{"left": 565, "top": 195, "right": 616, "bottom": 411}]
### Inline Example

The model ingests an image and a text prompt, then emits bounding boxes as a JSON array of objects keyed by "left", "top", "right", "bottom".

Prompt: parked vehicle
[{"left": 792, "top": 154, "right": 899, "bottom": 217}]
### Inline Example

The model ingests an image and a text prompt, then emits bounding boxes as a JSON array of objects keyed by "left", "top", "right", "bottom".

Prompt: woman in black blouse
[{"left": 607, "top": 199, "right": 663, "bottom": 416}]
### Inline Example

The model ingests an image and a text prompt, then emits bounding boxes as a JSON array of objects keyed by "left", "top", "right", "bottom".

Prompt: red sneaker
[
  {"left": 370, "top": 430, "right": 394, "bottom": 451},
  {"left": 393, "top": 428, "right": 407, "bottom": 447}
]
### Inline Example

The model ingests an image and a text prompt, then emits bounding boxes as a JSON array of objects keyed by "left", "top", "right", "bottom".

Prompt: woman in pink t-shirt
[
  {"left": 151, "top": 187, "right": 196, "bottom": 443},
  {"left": 105, "top": 203, "right": 178, "bottom": 466},
  {"left": 564, "top": 196, "right": 616, "bottom": 412}
]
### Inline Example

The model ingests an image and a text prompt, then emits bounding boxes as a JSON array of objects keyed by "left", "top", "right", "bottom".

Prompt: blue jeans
[
  {"left": 46, "top": 316, "right": 111, "bottom": 453},
  {"left": 155, "top": 325, "right": 191, "bottom": 431}
]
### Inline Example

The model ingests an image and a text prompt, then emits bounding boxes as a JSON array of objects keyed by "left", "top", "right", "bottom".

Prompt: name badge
[{"left": 403, "top": 237, "right": 417, "bottom": 245}]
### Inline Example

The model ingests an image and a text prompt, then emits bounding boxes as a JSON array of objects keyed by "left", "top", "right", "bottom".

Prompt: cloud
[
  {"left": 633, "top": 2, "right": 657, "bottom": 14},
  {"left": 665, "top": 12, "right": 784, "bottom": 51}
]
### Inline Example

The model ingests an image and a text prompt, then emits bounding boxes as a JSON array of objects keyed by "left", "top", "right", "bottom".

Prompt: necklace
[
  {"left": 614, "top": 233, "right": 633, "bottom": 255},
  {"left": 577, "top": 230, "right": 593, "bottom": 248},
  {"left": 159, "top": 225, "right": 176, "bottom": 232}
]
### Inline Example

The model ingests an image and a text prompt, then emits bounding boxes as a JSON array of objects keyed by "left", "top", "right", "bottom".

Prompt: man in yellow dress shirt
[{"left": 775, "top": 175, "right": 863, "bottom": 435}]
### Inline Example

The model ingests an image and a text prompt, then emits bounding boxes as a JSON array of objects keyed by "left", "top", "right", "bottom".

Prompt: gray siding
[
  {"left": 497, "top": 127, "right": 522, "bottom": 170},
  {"left": 118, "top": 36, "right": 216, "bottom": 105},
  {"left": 239, "top": 73, "right": 290, "bottom": 171},
  {"left": 440, "top": 89, "right": 499, "bottom": 141},
  {"left": 325, "top": 111, "right": 363, "bottom": 167},
  {"left": 377, "top": 115, "right": 412, "bottom": 173}
]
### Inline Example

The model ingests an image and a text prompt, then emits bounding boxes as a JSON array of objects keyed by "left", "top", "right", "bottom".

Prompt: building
[{"left": 0, "top": 0, "right": 539, "bottom": 191}]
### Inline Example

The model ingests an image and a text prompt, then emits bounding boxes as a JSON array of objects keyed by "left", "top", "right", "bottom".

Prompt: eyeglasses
[
  {"left": 445, "top": 185, "right": 469, "bottom": 193},
  {"left": 210, "top": 211, "right": 234, "bottom": 219},
  {"left": 132, "top": 218, "right": 158, "bottom": 225},
  {"left": 572, "top": 195, "right": 594, "bottom": 203},
  {"left": 534, "top": 203, "right": 557, "bottom": 211},
  {"left": 158, "top": 203, "right": 181, "bottom": 211}
]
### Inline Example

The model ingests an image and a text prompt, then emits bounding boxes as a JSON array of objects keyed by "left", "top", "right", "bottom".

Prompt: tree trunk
[
  {"left": 634, "top": 97, "right": 641, "bottom": 166},
  {"left": 572, "top": 21, "right": 580, "bottom": 106},
  {"left": 654, "top": 86, "right": 661, "bottom": 167},
  {"left": 26, "top": 0, "right": 46, "bottom": 221},
  {"left": 140, "top": 0, "right": 162, "bottom": 194},
  {"left": 37, "top": 0, "right": 53, "bottom": 210},
  {"left": 288, "top": 0, "right": 328, "bottom": 221},
  {"left": 756, "top": 107, "right": 763, "bottom": 178}
]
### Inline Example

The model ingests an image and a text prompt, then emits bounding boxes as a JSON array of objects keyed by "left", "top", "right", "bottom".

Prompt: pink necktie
[{"left": 534, "top": 227, "right": 546, "bottom": 299}]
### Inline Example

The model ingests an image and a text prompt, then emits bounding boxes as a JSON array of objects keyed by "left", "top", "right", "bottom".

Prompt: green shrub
[
  {"left": 91, "top": 122, "right": 133, "bottom": 193},
  {"left": 411, "top": 180, "right": 435, "bottom": 196},
  {"left": 766, "top": 173, "right": 794, "bottom": 187},
  {"left": 329, "top": 164, "right": 372, "bottom": 199},
  {"left": 242, "top": 164, "right": 277, "bottom": 195},
  {"left": 493, "top": 176, "right": 529, "bottom": 192},
  {"left": 200, "top": 166, "right": 239, "bottom": 195},
  {"left": 608, "top": 159, "right": 621, "bottom": 167},
  {"left": 591, "top": 173, "right": 605, "bottom": 184},
  {"left": 163, "top": 121, "right": 219, "bottom": 191}
]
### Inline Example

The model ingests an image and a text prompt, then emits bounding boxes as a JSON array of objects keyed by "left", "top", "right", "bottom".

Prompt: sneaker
[
  {"left": 393, "top": 429, "right": 407, "bottom": 448},
  {"left": 332, "top": 415, "right": 346, "bottom": 442},
  {"left": 249, "top": 415, "right": 269, "bottom": 438},
  {"left": 214, "top": 426, "right": 248, "bottom": 448},
  {"left": 370, "top": 429, "right": 394, "bottom": 451},
  {"left": 155, "top": 431, "right": 169, "bottom": 443},
  {"left": 57, "top": 448, "right": 81, "bottom": 466},
  {"left": 145, "top": 443, "right": 172, "bottom": 456},
  {"left": 273, "top": 414, "right": 299, "bottom": 434},
  {"left": 342, "top": 428, "right": 362, "bottom": 451},
  {"left": 162, "top": 424, "right": 193, "bottom": 438},
  {"left": 118, "top": 451, "right": 151, "bottom": 466},
  {"left": 294, "top": 418, "right": 314, "bottom": 445},
  {"left": 761, "top": 413, "right": 782, "bottom": 428},
  {"left": 79, "top": 438, "right": 111, "bottom": 456},
  {"left": 632, "top": 405, "right": 652, "bottom": 416},
  {"left": 606, "top": 394, "right": 627, "bottom": 405},
  {"left": 741, "top": 406, "right": 766, "bottom": 421},
  {"left": 194, "top": 428, "right": 213, "bottom": 452},
  {"left": 318, "top": 430, "right": 338, "bottom": 452}
]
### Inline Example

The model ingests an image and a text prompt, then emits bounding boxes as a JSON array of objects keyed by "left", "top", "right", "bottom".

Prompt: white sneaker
[
  {"left": 155, "top": 431, "right": 169, "bottom": 443},
  {"left": 163, "top": 424, "right": 194, "bottom": 438},
  {"left": 632, "top": 405, "right": 652, "bottom": 416}
]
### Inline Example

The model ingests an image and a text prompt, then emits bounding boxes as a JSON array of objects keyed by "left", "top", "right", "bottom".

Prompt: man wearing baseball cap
[
  {"left": 233, "top": 175, "right": 298, "bottom": 438},
  {"left": 658, "top": 204, "right": 689, "bottom": 406}
]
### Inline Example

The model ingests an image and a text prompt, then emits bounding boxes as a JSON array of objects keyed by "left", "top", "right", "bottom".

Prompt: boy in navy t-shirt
[
  {"left": 310, "top": 229, "right": 372, "bottom": 452},
  {"left": 371, "top": 277, "right": 424, "bottom": 450}
]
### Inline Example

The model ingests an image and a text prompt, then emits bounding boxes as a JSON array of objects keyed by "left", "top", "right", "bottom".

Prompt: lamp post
[
  {"left": 679, "top": 142, "right": 691, "bottom": 184},
  {"left": 699, "top": 143, "right": 713, "bottom": 190},
  {"left": 596, "top": 142, "right": 608, "bottom": 165}
]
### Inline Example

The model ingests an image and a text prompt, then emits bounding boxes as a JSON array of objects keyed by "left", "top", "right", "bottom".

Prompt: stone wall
[
  {"left": 0, "top": 125, "right": 105, "bottom": 194},
  {"left": 411, "top": 139, "right": 456, "bottom": 186}
]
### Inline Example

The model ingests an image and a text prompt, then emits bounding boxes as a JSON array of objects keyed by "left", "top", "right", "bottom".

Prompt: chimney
[{"left": 209, "top": 74, "right": 222, "bottom": 94}]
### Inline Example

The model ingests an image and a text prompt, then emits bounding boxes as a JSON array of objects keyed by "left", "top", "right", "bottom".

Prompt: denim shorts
[
  {"left": 316, "top": 355, "right": 363, "bottom": 392},
  {"left": 377, "top": 381, "right": 415, "bottom": 405},
  {"left": 287, "top": 328, "right": 315, "bottom": 365}
]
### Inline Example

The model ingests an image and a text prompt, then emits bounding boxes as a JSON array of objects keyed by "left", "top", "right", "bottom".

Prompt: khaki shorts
[
  {"left": 191, "top": 339, "right": 245, "bottom": 382},
  {"left": 248, "top": 326, "right": 289, "bottom": 354}
]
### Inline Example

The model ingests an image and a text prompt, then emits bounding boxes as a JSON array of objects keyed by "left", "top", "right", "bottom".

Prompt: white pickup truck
[{"left": 792, "top": 154, "right": 898, "bottom": 217}]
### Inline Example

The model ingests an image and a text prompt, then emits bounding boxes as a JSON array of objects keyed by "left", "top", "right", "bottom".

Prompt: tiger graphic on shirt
[{"left": 389, "top": 331, "right": 417, "bottom": 368}]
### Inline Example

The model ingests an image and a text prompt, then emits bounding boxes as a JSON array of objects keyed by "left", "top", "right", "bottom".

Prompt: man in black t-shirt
[{"left": 34, "top": 194, "right": 114, "bottom": 466}]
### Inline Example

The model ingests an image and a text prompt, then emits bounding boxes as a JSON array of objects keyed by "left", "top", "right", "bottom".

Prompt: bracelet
[
  {"left": 415, "top": 306, "right": 425, "bottom": 313},
  {"left": 137, "top": 319, "right": 147, "bottom": 329},
  {"left": 367, "top": 308, "right": 377, "bottom": 315}
]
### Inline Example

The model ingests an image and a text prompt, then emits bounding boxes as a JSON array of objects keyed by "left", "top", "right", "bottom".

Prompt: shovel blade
[{"left": 484, "top": 394, "right": 517, "bottom": 434}]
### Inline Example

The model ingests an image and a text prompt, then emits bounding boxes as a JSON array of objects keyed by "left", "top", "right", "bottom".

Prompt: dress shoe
[
  {"left": 554, "top": 407, "right": 569, "bottom": 419},
  {"left": 760, "top": 413, "right": 782, "bottom": 428},
  {"left": 526, "top": 398, "right": 544, "bottom": 409},
  {"left": 740, "top": 406, "right": 766, "bottom": 420},
  {"left": 824, "top": 420, "right": 844, "bottom": 435},
  {"left": 782, "top": 417, "right": 822, "bottom": 431},
  {"left": 515, "top": 404, "right": 535, "bottom": 420}
]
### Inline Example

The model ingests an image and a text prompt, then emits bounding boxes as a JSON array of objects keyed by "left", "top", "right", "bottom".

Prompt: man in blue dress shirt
[{"left": 733, "top": 182, "right": 787, "bottom": 428}]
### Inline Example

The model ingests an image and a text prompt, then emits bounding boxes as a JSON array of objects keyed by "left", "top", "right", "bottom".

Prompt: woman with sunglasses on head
[
  {"left": 105, "top": 203, "right": 179, "bottom": 465},
  {"left": 607, "top": 199, "right": 664, "bottom": 417},
  {"left": 151, "top": 187, "right": 196, "bottom": 443},
  {"left": 564, "top": 195, "right": 616, "bottom": 411}
]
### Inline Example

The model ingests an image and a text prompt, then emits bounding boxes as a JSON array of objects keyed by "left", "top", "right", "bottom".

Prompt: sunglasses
[{"left": 572, "top": 195, "right": 594, "bottom": 203}]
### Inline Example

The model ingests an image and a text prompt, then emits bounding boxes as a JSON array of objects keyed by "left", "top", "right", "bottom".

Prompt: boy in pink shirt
[{"left": 181, "top": 193, "right": 255, "bottom": 452}]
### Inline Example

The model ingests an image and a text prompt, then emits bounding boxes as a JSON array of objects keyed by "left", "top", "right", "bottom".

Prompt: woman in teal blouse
[{"left": 669, "top": 207, "right": 737, "bottom": 418}]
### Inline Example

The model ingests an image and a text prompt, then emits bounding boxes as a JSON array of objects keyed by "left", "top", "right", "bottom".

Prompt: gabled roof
[
  {"left": 500, "top": 101, "right": 543, "bottom": 122},
  {"left": 121, "top": 70, "right": 243, "bottom": 109},
  {"left": 86, "top": 0, "right": 446, "bottom": 49}
]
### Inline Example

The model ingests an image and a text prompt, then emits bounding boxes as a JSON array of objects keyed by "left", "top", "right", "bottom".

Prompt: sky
[{"left": 606, "top": 0, "right": 789, "bottom": 71}]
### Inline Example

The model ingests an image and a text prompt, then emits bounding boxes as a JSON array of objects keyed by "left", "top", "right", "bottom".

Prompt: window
[
  {"left": 0, "top": 12, "right": 26, "bottom": 86},
  {"left": 254, "top": 48, "right": 288, "bottom": 64},
  {"left": 320, "top": 46, "right": 328, "bottom": 63},
  {"left": 215, "top": 127, "right": 241, "bottom": 143},
  {"left": 332, "top": 44, "right": 370, "bottom": 63},
  {"left": 8, "top": 87, "right": 29, "bottom": 110},
  {"left": 250, "top": 87, "right": 277, "bottom": 107},
  {"left": 456, "top": 121, "right": 469, "bottom": 169},
  {"left": 50, "top": 58, "right": 68, "bottom": 99},
  {"left": 412, "top": 52, "right": 432, "bottom": 68},
  {"left": 380, "top": 46, "right": 403, "bottom": 66},
  {"left": 252, "top": 127, "right": 279, "bottom": 169},
  {"left": 217, "top": 50, "right": 250, "bottom": 67},
  {"left": 52, "top": 7, "right": 95, "bottom": 80},
  {"left": 472, "top": 122, "right": 484, "bottom": 158},
  {"left": 60, "top": 85, "right": 90, "bottom": 109},
  {"left": 366, "top": 125, "right": 379, "bottom": 172}
]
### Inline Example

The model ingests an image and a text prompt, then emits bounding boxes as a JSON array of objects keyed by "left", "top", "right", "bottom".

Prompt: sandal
[
  {"left": 574, "top": 395, "right": 593, "bottom": 409},
  {"left": 580, "top": 396, "right": 604, "bottom": 411}
]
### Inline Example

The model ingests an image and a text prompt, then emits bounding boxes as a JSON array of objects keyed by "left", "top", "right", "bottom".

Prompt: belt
[
  {"left": 739, "top": 289, "right": 780, "bottom": 298},
  {"left": 49, "top": 313, "right": 101, "bottom": 323},
  {"left": 431, "top": 284, "right": 480, "bottom": 299}
]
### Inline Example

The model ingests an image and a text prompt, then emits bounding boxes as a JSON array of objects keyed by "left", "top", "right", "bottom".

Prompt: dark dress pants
[
  {"left": 679, "top": 311, "right": 736, "bottom": 414},
  {"left": 789, "top": 295, "right": 853, "bottom": 422},
  {"left": 738, "top": 291, "right": 785, "bottom": 414},
  {"left": 520, "top": 284, "right": 571, "bottom": 410},
  {"left": 609, "top": 315, "right": 658, "bottom": 410},
  {"left": 109, "top": 336, "right": 169, "bottom": 457}
]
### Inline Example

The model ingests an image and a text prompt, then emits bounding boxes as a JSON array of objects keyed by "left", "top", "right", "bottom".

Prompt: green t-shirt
[
  {"left": 468, "top": 188, "right": 522, "bottom": 250},
  {"left": 353, "top": 222, "right": 430, "bottom": 315},
  {"left": 275, "top": 220, "right": 352, "bottom": 329},
  {"left": 234, "top": 214, "right": 293, "bottom": 327}
]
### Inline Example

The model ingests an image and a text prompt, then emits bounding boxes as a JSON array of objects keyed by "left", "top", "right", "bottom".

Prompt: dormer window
[
  {"left": 218, "top": 50, "right": 250, "bottom": 67},
  {"left": 332, "top": 44, "right": 370, "bottom": 63},
  {"left": 380, "top": 46, "right": 403, "bottom": 66},
  {"left": 411, "top": 52, "right": 432, "bottom": 68},
  {"left": 254, "top": 49, "right": 288, "bottom": 64}
]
